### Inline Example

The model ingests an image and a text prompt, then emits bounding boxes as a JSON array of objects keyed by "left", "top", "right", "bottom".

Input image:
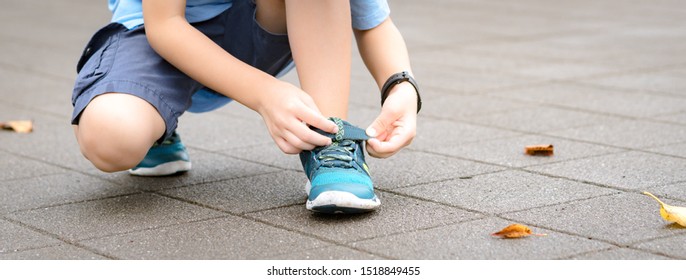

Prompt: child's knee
[
  {"left": 75, "top": 93, "right": 165, "bottom": 172},
  {"left": 76, "top": 129, "right": 149, "bottom": 172}
]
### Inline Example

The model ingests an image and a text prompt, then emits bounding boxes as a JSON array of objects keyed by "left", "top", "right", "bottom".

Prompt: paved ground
[{"left": 1, "top": 0, "right": 685, "bottom": 260}]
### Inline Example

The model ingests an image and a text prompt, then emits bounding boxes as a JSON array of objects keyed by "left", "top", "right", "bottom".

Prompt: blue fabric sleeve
[{"left": 350, "top": 0, "right": 390, "bottom": 30}]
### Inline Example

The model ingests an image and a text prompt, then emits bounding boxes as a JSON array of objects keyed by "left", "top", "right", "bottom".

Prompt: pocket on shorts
[{"left": 72, "top": 23, "right": 124, "bottom": 104}]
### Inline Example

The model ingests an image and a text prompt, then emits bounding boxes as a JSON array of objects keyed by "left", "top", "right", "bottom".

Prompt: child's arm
[
  {"left": 142, "top": 0, "right": 337, "bottom": 154},
  {"left": 354, "top": 18, "right": 419, "bottom": 158}
]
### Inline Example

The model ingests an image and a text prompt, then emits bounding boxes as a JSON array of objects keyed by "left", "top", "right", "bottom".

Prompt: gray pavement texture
[{"left": 1, "top": 0, "right": 685, "bottom": 260}]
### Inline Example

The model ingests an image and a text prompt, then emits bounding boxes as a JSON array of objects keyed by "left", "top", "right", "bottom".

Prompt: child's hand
[
  {"left": 257, "top": 81, "right": 338, "bottom": 154},
  {"left": 365, "top": 82, "right": 418, "bottom": 158}
]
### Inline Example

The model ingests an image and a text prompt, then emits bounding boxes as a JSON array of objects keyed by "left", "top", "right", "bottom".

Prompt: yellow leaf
[
  {"left": 491, "top": 223, "right": 547, "bottom": 239},
  {"left": 0, "top": 120, "right": 33, "bottom": 133},
  {"left": 643, "top": 192, "right": 686, "bottom": 227}
]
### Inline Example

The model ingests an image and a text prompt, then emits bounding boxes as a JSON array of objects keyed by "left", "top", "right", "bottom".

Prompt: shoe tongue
[{"left": 314, "top": 117, "right": 369, "bottom": 142}]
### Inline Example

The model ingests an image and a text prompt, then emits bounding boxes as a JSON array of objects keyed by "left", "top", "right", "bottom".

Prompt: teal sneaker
[
  {"left": 129, "top": 132, "right": 192, "bottom": 176},
  {"left": 299, "top": 117, "right": 380, "bottom": 214}
]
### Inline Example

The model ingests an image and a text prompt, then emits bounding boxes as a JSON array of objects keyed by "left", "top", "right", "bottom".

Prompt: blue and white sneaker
[
  {"left": 299, "top": 117, "right": 380, "bottom": 214},
  {"left": 129, "top": 131, "right": 192, "bottom": 176}
]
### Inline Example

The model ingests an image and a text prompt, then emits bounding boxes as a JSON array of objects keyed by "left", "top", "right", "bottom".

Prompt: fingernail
[{"left": 366, "top": 127, "right": 377, "bottom": 137}]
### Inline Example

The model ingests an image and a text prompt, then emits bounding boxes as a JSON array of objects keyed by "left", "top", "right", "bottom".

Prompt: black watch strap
[{"left": 380, "top": 71, "right": 422, "bottom": 113}]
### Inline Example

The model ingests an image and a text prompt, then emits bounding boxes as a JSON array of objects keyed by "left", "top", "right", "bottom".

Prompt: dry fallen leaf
[
  {"left": 643, "top": 191, "right": 686, "bottom": 227},
  {"left": 525, "top": 144, "right": 554, "bottom": 156},
  {"left": 0, "top": 120, "right": 33, "bottom": 133},
  {"left": 491, "top": 223, "right": 547, "bottom": 239}
]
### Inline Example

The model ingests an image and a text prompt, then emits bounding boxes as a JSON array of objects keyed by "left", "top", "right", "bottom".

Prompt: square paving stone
[
  {"left": 421, "top": 93, "right": 530, "bottom": 121},
  {"left": 568, "top": 247, "right": 672, "bottom": 260},
  {"left": 651, "top": 112, "right": 686, "bottom": 125},
  {"left": 488, "top": 82, "right": 686, "bottom": 118},
  {"left": 0, "top": 219, "right": 60, "bottom": 253},
  {"left": 644, "top": 182, "right": 686, "bottom": 204},
  {"left": 0, "top": 67, "right": 74, "bottom": 118},
  {"left": 0, "top": 172, "right": 136, "bottom": 214},
  {"left": 80, "top": 216, "right": 331, "bottom": 259},
  {"left": 178, "top": 112, "right": 273, "bottom": 152},
  {"left": 526, "top": 151, "right": 686, "bottom": 190},
  {"left": 397, "top": 170, "right": 617, "bottom": 214},
  {"left": 469, "top": 106, "right": 626, "bottom": 134},
  {"left": 247, "top": 192, "right": 481, "bottom": 243},
  {"left": 7, "top": 193, "right": 227, "bottom": 241},
  {"left": 589, "top": 50, "right": 686, "bottom": 74},
  {"left": 366, "top": 150, "right": 503, "bottom": 190},
  {"left": 645, "top": 142, "right": 686, "bottom": 159},
  {"left": 99, "top": 148, "right": 280, "bottom": 191},
  {"left": 0, "top": 244, "right": 107, "bottom": 260},
  {"left": 412, "top": 118, "right": 521, "bottom": 153},
  {"left": 390, "top": 4, "right": 506, "bottom": 48},
  {"left": 0, "top": 153, "right": 65, "bottom": 182},
  {"left": 632, "top": 233, "right": 686, "bottom": 259},
  {"left": 160, "top": 171, "right": 308, "bottom": 214},
  {"left": 548, "top": 119, "right": 686, "bottom": 149},
  {"left": 513, "top": 61, "right": 620, "bottom": 80},
  {"left": 578, "top": 70, "right": 686, "bottom": 97},
  {"left": 0, "top": 0, "right": 110, "bottom": 48},
  {"left": 221, "top": 143, "right": 304, "bottom": 171},
  {"left": 502, "top": 193, "right": 684, "bottom": 245},
  {"left": 462, "top": 38, "right": 624, "bottom": 62},
  {"left": 0, "top": 102, "right": 44, "bottom": 120},
  {"left": 350, "top": 217, "right": 612, "bottom": 259},
  {"left": 425, "top": 134, "right": 623, "bottom": 168},
  {"left": 0, "top": 38, "right": 79, "bottom": 82},
  {"left": 411, "top": 48, "right": 549, "bottom": 75},
  {"left": 412, "top": 63, "right": 539, "bottom": 94}
]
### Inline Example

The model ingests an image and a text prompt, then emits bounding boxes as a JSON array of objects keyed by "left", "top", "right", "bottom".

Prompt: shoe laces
[
  {"left": 314, "top": 118, "right": 360, "bottom": 169},
  {"left": 316, "top": 139, "right": 358, "bottom": 169}
]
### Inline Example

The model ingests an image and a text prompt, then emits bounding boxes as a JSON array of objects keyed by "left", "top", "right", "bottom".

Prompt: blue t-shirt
[{"left": 108, "top": 0, "right": 390, "bottom": 30}]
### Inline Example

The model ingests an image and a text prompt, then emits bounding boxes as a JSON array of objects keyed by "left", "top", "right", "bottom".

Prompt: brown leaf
[
  {"left": 491, "top": 223, "right": 547, "bottom": 239},
  {"left": 0, "top": 120, "right": 33, "bottom": 133},
  {"left": 525, "top": 144, "right": 554, "bottom": 156}
]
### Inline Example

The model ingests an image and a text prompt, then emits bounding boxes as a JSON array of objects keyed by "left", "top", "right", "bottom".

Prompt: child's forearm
[
  {"left": 143, "top": 0, "right": 278, "bottom": 113},
  {"left": 354, "top": 18, "right": 414, "bottom": 90}
]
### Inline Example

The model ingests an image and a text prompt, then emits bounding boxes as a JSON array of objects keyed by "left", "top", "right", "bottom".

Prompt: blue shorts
[{"left": 71, "top": 0, "right": 294, "bottom": 141}]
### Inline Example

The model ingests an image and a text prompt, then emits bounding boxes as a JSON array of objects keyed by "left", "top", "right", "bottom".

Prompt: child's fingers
[
  {"left": 366, "top": 114, "right": 391, "bottom": 138},
  {"left": 274, "top": 136, "right": 301, "bottom": 154},
  {"left": 289, "top": 120, "right": 332, "bottom": 148},
  {"left": 367, "top": 121, "right": 415, "bottom": 158},
  {"left": 298, "top": 96, "right": 339, "bottom": 135},
  {"left": 367, "top": 134, "right": 402, "bottom": 158},
  {"left": 281, "top": 129, "right": 316, "bottom": 151}
]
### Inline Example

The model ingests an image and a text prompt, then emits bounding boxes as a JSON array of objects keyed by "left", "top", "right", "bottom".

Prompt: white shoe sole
[
  {"left": 305, "top": 181, "right": 381, "bottom": 213},
  {"left": 128, "top": 160, "right": 191, "bottom": 176}
]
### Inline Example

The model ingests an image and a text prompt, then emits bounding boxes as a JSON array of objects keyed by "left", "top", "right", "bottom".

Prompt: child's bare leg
[
  {"left": 73, "top": 93, "right": 166, "bottom": 172},
  {"left": 256, "top": 0, "right": 352, "bottom": 119}
]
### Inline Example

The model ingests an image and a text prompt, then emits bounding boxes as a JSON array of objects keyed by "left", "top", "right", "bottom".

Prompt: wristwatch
[{"left": 380, "top": 71, "right": 422, "bottom": 113}]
